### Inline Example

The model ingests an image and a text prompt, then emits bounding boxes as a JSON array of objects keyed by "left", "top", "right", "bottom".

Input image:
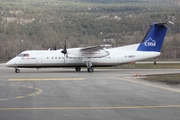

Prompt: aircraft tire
[
  {"left": 15, "top": 69, "right": 20, "bottom": 73},
  {"left": 75, "top": 67, "right": 81, "bottom": 72},
  {"left": 87, "top": 67, "right": 94, "bottom": 73}
]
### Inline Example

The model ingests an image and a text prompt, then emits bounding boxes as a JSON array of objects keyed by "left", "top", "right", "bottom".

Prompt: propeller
[
  {"left": 61, "top": 40, "right": 67, "bottom": 64},
  {"left": 54, "top": 44, "right": 57, "bottom": 50}
]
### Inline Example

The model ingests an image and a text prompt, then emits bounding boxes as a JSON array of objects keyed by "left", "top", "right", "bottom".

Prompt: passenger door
[{"left": 36, "top": 53, "right": 42, "bottom": 64}]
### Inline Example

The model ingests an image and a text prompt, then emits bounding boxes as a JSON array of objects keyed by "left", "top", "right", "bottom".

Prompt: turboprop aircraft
[{"left": 5, "top": 21, "right": 173, "bottom": 73}]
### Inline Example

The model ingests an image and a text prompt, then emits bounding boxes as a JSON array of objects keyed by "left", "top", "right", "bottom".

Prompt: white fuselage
[{"left": 5, "top": 43, "right": 160, "bottom": 68}]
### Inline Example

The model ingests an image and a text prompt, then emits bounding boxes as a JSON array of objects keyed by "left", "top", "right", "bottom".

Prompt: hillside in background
[{"left": 0, "top": 0, "right": 180, "bottom": 59}]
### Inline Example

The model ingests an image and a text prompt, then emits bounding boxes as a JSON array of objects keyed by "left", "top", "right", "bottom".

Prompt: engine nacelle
[{"left": 81, "top": 50, "right": 109, "bottom": 58}]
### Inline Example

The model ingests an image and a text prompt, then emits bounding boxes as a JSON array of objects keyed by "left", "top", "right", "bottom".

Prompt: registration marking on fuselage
[{"left": 8, "top": 78, "right": 84, "bottom": 81}]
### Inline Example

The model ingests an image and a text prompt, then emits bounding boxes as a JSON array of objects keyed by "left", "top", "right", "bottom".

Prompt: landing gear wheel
[
  {"left": 75, "top": 67, "right": 81, "bottom": 72},
  {"left": 15, "top": 69, "right": 20, "bottom": 73},
  {"left": 87, "top": 67, "right": 94, "bottom": 73}
]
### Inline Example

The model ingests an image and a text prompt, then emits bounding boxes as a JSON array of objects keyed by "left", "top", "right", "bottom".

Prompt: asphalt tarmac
[{"left": 0, "top": 65, "right": 180, "bottom": 120}]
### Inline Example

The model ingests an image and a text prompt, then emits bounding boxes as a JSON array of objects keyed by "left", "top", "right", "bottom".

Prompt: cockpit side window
[
  {"left": 17, "top": 53, "right": 29, "bottom": 57},
  {"left": 23, "top": 54, "right": 29, "bottom": 57}
]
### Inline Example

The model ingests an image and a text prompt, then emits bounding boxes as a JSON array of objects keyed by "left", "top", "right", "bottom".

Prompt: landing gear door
[{"left": 36, "top": 53, "right": 42, "bottom": 64}]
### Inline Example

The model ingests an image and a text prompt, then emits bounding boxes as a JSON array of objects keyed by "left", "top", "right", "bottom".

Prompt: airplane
[{"left": 5, "top": 21, "right": 173, "bottom": 73}]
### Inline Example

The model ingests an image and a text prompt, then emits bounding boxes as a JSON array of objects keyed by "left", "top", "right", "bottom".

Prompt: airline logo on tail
[
  {"left": 143, "top": 38, "right": 156, "bottom": 46},
  {"left": 137, "top": 22, "right": 172, "bottom": 52}
]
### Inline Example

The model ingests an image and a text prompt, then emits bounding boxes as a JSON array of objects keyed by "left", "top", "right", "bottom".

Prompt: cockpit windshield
[
  {"left": 17, "top": 53, "right": 29, "bottom": 57},
  {"left": 17, "top": 54, "right": 23, "bottom": 57}
]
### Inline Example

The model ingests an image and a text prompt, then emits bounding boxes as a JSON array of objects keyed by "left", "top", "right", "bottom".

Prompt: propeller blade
[
  {"left": 61, "top": 40, "right": 67, "bottom": 65},
  {"left": 61, "top": 40, "right": 67, "bottom": 54},
  {"left": 54, "top": 44, "right": 56, "bottom": 50}
]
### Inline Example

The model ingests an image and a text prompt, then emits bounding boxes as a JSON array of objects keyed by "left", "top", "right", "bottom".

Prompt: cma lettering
[
  {"left": 144, "top": 38, "right": 156, "bottom": 46},
  {"left": 144, "top": 42, "right": 156, "bottom": 46}
]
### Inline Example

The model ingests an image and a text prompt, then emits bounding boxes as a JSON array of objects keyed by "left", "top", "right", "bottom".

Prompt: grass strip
[{"left": 143, "top": 73, "right": 180, "bottom": 85}]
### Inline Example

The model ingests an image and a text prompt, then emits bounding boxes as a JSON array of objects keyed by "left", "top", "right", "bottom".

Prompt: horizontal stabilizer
[{"left": 154, "top": 21, "right": 174, "bottom": 26}]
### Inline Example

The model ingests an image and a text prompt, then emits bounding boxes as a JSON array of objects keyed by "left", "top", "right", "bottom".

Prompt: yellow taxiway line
[
  {"left": 0, "top": 99, "right": 7, "bottom": 101},
  {"left": 15, "top": 96, "right": 24, "bottom": 99},
  {"left": 8, "top": 78, "right": 84, "bottom": 81},
  {"left": 0, "top": 105, "right": 180, "bottom": 111},
  {"left": 111, "top": 77, "right": 180, "bottom": 93},
  {"left": 0, "top": 84, "right": 42, "bottom": 101}
]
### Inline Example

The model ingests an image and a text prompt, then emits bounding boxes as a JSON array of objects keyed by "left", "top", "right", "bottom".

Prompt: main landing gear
[
  {"left": 75, "top": 61, "right": 94, "bottom": 73},
  {"left": 86, "top": 61, "right": 94, "bottom": 73},
  {"left": 87, "top": 67, "right": 94, "bottom": 73},
  {"left": 75, "top": 66, "right": 94, "bottom": 73}
]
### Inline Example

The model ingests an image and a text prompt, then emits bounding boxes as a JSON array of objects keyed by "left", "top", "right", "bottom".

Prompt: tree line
[{"left": 0, "top": 0, "right": 180, "bottom": 60}]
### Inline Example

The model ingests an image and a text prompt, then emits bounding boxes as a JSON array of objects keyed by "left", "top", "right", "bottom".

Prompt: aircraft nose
[
  {"left": 5, "top": 61, "right": 11, "bottom": 67},
  {"left": 5, "top": 59, "right": 15, "bottom": 67}
]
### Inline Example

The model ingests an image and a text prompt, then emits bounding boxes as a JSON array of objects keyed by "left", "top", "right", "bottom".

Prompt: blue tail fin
[{"left": 137, "top": 22, "right": 168, "bottom": 52}]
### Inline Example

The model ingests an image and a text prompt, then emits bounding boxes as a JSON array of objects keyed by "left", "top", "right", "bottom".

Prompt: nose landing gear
[{"left": 15, "top": 68, "right": 20, "bottom": 73}]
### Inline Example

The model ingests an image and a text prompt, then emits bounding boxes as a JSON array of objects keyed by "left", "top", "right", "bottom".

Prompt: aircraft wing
[{"left": 80, "top": 44, "right": 110, "bottom": 51}]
